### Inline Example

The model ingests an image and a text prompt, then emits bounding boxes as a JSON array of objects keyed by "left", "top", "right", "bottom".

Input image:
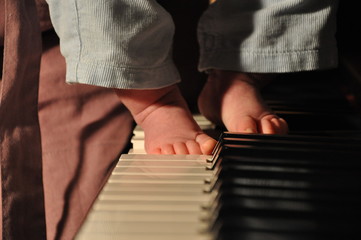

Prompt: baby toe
[
  {"left": 173, "top": 142, "right": 189, "bottom": 155},
  {"left": 260, "top": 115, "right": 288, "bottom": 134},
  {"left": 161, "top": 144, "right": 176, "bottom": 155}
]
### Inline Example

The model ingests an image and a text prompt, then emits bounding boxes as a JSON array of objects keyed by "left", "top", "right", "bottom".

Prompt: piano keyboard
[
  {"left": 76, "top": 131, "right": 361, "bottom": 240},
  {"left": 76, "top": 71, "right": 361, "bottom": 240},
  {"left": 76, "top": 115, "right": 217, "bottom": 240},
  {"left": 77, "top": 155, "right": 215, "bottom": 240}
]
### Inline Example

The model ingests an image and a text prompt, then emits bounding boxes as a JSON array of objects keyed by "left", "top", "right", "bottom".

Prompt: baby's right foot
[
  {"left": 198, "top": 70, "right": 288, "bottom": 134},
  {"left": 115, "top": 85, "right": 216, "bottom": 154}
]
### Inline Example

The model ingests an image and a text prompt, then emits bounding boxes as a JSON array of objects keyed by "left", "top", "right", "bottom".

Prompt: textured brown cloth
[
  {"left": 1, "top": 1, "right": 134, "bottom": 239},
  {"left": 1, "top": 0, "right": 46, "bottom": 239}
]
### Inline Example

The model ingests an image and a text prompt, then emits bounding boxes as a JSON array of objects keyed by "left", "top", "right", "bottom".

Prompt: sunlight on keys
[{"left": 76, "top": 114, "right": 216, "bottom": 240}]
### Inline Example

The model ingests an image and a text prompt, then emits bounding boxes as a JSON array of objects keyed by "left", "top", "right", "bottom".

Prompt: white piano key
[
  {"left": 108, "top": 172, "right": 211, "bottom": 184},
  {"left": 108, "top": 179, "right": 205, "bottom": 184},
  {"left": 76, "top": 232, "right": 212, "bottom": 240},
  {"left": 129, "top": 148, "right": 147, "bottom": 154},
  {"left": 98, "top": 192, "right": 211, "bottom": 202},
  {"left": 113, "top": 160, "right": 213, "bottom": 172},
  {"left": 108, "top": 170, "right": 217, "bottom": 185},
  {"left": 95, "top": 199, "right": 208, "bottom": 207},
  {"left": 101, "top": 188, "right": 207, "bottom": 196},
  {"left": 85, "top": 210, "right": 206, "bottom": 222},
  {"left": 119, "top": 154, "right": 211, "bottom": 161},
  {"left": 115, "top": 155, "right": 216, "bottom": 177},
  {"left": 111, "top": 169, "right": 214, "bottom": 177},
  {"left": 93, "top": 203, "right": 203, "bottom": 212},
  {"left": 102, "top": 182, "right": 207, "bottom": 190},
  {"left": 131, "top": 138, "right": 145, "bottom": 150},
  {"left": 115, "top": 160, "right": 209, "bottom": 168},
  {"left": 76, "top": 221, "right": 209, "bottom": 234},
  {"left": 103, "top": 182, "right": 210, "bottom": 191},
  {"left": 98, "top": 187, "right": 218, "bottom": 204}
]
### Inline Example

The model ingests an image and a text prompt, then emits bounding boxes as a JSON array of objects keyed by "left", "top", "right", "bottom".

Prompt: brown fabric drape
[
  {"left": 0, "top": 0, "right": 46, "bottom": 239},
  {"left": 39, "top": 31, "right": 134, "bottom": 240},
  {"left": 1, "top": 1, "right": 134, "bottom": 239}
]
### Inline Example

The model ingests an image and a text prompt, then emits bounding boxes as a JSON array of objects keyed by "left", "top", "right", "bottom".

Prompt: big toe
[
  {"left": 259, "top": 115, "right": 288, "bottom": 134},
  {"left": 195, "top": 133, "right": 217, "bottom": 155},
  {"left": 226, "top": 115, "right": 258, "bottom": 133}
]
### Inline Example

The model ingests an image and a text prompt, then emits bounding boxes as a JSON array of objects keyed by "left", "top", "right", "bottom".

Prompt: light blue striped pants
[{"left": 46, "top": 0, "right": 339, "bottom": 89}]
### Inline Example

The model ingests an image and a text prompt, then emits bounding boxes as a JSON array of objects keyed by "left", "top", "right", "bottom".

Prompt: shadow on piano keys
[{"left": 76, "top": 70, "right": 361, "bottom": 240}]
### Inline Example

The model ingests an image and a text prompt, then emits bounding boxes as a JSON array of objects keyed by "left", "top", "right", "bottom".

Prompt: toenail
[
  {"left": 245, "top": 128, "right": 256, "bottom": 133},
  {"left": 194, "top": 132, "right": 202, "bottom": 143}
]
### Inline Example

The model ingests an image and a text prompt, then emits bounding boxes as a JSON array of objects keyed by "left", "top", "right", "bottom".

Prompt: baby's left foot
[{"left": 115, "top": 85, "right": 216, "bottom": 154}]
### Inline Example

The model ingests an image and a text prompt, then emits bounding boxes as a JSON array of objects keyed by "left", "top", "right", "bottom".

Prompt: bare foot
[
  {"left": 198, "top": 70, "right": 288, "bottom": 134},
  {"left": 115, "top": 85, "right": 216, "bottom": 154}
]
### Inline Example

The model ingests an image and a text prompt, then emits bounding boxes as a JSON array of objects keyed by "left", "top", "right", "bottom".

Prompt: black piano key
[
  {"left": 214, "top": 210, "right": 361, "bottom": 229},
  {"left": 213, "top": 210, "right": 361, "bottom": 234},
  {"left": 215, "top": 165, "right": 361, "bottom": 193},
  {"left": 215, "top": 223, "right": 361, "bottom": 240},
  {"left": 219, "top": 144, "right": 361, "bottom": 162},
  {"left": 220, "top": 132, "right": 361, "bottom": 145},
  {"left": 219, "top": 163, "right": 360, "bottom": 180},
  {"left": 216, "top": 175, "right": 361, "bottom": 193},
  {"left": 211, "top": 202, "right": 361, "bottom": 239},
  {"left": 219, "top": 137, "right": 361, "bottom": 153},
  {"left": 213, "top": 187, "right": 361, "bottom": 205},
  {"left": 267, "top": 102, "right": 356, "bottom": 113},
  {"left": 214, "top": 193, "right": 361, "bottom": 215},
  {"left": 218, "top": 154, "right": 361, "bottom": 176},
  {"left": 219, "top": 155, "right": 360, "bottom": 170},
  {"left": 279, "top": 113, "right": 361, "bottom": 131}
]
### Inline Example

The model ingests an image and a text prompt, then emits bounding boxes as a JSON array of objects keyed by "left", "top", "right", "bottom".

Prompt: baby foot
[
  {"left": 198, "top": 70, "right": 288, "bottom": 134},
  {"left": 115, "top": 85, "right": 216, "bottom": 154}
]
